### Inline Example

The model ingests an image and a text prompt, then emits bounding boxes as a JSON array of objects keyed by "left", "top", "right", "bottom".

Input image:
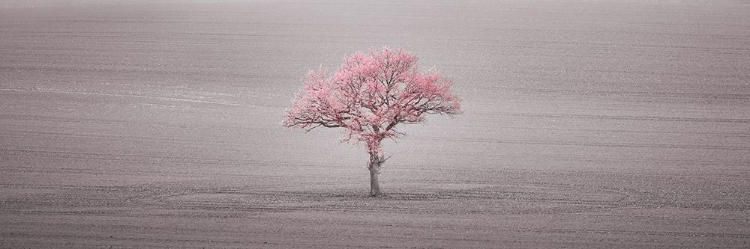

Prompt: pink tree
[{"left": 282, "top": 47, "right": 461, "bottom": 196}]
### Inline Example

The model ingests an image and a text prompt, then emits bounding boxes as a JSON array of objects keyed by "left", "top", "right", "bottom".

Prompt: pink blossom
[{"left": 283, "top": 47, "right": 461, "bottom": 164}]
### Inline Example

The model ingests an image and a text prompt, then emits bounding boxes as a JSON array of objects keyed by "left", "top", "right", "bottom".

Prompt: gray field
[{"left": 2, "top": 0, "right": 750, "bottom": 248}]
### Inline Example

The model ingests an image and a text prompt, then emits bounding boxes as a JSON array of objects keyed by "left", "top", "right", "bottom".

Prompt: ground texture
[{"left": 1, "top": 0, "right": 749, "bottom": 248}]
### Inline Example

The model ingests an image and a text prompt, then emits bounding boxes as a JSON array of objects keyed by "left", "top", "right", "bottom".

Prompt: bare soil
[{"left": 1, "top": 0, "right": 749, "bottom": 248}]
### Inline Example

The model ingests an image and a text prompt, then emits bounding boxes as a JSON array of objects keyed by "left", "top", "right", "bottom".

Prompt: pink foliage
[{"left": 283, "top": 47, "right": 461, "bottom": 160}]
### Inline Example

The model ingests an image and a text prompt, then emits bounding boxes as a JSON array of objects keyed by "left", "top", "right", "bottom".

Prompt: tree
[{"left": 282, "top": 47, "right": 461, "bottom": 196}]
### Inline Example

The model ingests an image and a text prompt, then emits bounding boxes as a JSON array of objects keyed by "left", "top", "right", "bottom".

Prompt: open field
[{"left": 2, "top": 0, "right": 750, "bottom": 248}]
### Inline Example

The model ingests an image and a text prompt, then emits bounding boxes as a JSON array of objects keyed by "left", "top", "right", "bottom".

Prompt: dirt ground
[{"left": 1, "top": 0, "right": 749, "bottom": 248}]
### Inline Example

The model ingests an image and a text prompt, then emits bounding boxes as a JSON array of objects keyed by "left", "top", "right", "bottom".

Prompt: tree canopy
[{"left": 282, "top": 47, "right": 461, "bottom": 155}]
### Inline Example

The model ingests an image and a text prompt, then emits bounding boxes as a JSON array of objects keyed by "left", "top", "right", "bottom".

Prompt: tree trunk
[
  {"left": 369, "top": 154, "right": 382, "bottom": 197},
  {"left": 369, "top": 164, "right": 381, "bottom": 196}
]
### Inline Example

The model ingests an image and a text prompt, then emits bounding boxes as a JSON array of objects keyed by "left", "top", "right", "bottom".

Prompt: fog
[{"left": 1, "top": 1, "right": 749, "bottom": 248}]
